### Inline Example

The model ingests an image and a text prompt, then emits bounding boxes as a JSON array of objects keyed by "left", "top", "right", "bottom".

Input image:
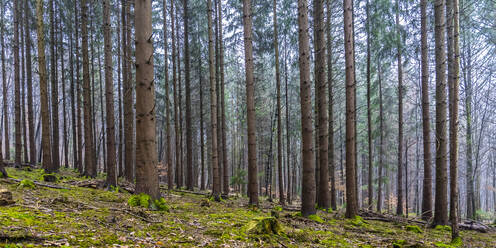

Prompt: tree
[
  {"left": 395, "top": 0, "right": 404, "bottom": 216},
  {"left": 433, "top": 0, "right": 448, "bottom": 226},
  {"left": 184, "top": 0, "right": 193, "bottom": 191},
  {"left": 134, "top": 0, "right": 160, "bottom": 199},
  {"left": 314, "top": 0, "right": 329, "bottom": 210},
  {"left": 420, "top": 0, "right": 433, "bottom": 221},
  {"left": 103, "top": 0, "right": 116, "bottom": 187},
  {"left": 123, "top": 0, "right": 134, "bottom": 182},
  {"left": 82, "top": 0, "right": 96, "bottom": 177},
  {"left": 326, "top": 0, "right": 336, "bottom": 210},
  {"left": 208, "top": 0, "right": 221, "bottom": 201},
  {"left": 13, "top": 0, "right": 21, "bottom": 166},
  {"left": 50, "top": 0, "right": 60, "bottom": 171},
  {"left": 243, "top": 0, "right": 258, "bottom": 206},
  {"left": 343, "top": 0, "right": 358, "bottom": 218},
  {"left": 1, "top": 1, "right": 8, "bottom": 161},
  {"left": 36, "top": 0, "right": 52, "bottom": 173},
  {"left": 24, "top": 0, "right": 35, "bottom": 165},
  {"left": 298, "top": 0, "right": 316, "bottom": 217},
  {"left": 218, "top": 0, "right": 229, "bottom": 197},
  {"left": 273, "top": 0, "right": 284, "bottom": 205},
  {"left": 163, "top": 0, "right": 173, "bottom": 191}
]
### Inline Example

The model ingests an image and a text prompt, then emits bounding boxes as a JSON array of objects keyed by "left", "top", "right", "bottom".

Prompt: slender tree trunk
[
  {"left": 50, "top": 0, "right": 60, "bottom": 171},
  {"left": 326, "top": 0, "right": 336, "bottom": 210},
  {"left": 123, "top": 0, "right": 134, "bottom": 181},
  {"left": 36, "top": 0, "right": 52, "bottom": 173},
  {"left": 433, "top": 0, "right": 448, "bottom": 226},
  {"left": 20, "top": 6, "right": 28, "bottom": 164},
  {"left": 1, "top": 1, "right": 8, "bottom": 161},
  {"left": 170, "top": 0, "right": 180, "bottom": 189},
  {"left": 81, "top": 0, "right": 96, "bottom": 177},
  {"left": 134, "top": 0, "right": 160, "bottom": 199},
  {"left": 420, "top": 0, "right": 433, "bottom": 221},
  {"left": 218, "top": 0, "right": 228, "bottom": 196},
  {"left": 365, "top": 0, "right": 373, "bottom": 210},
  {"left": 297, "top": 0, "right": 316, "bottom": 217},
  {"left": 25, "top": 0, "right": 35, "bottom": 165},
  {"left": 183, "top": 0, "right": 193, "bottom": 191},
  {"left": 162, "top": 0, "right": 173, "bottom": 191},
  {"left": 377, "top": 58, "right": 384, "bottom": 213},
  {"left": 395, "top": 0, "right": 403, "bottom": 216},
  {"left": 448, "top": 0, "right": 461, "bottom": 239},
  {"left": 464, "top": 34, "right": 475, "bottom": 220},
  {"left": 0, "top": 132, "right": 5, "bottom": 176},
  {"left": 59, "top": 12, "right": 68, "bottom": 168},
  {"left": 284, "top": 45, "right": 292, "bottom": 204},
  {"left": 103, "top": 0, "right": 116, "bottom": 187},
  {"left": 273, "top": 0, "right": 285, "bottom": 205},
  {"left": 176, "top": 5, "right": 183, "bottom": 189},
  {"left": 75, "top": 1, "right": 83, "bottom": 173},
  {"left": 208, "top": 0, "right": 221, "bottom": 201},
  {"left": 343, "top": 0, "right": 358, "bottom": 218},
  {"left": 198, "top": 29, "right": 205, "bottom": 191},
  {"left": 14, "top": 0, "right": 22, "bottom": 166},
  {"left": 69, "top": 21, "right": 77, "bottom": 169}
]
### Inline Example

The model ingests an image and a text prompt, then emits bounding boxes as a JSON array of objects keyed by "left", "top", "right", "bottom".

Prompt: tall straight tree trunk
[
  {"left": 343, "top": 0, "right": 358, "bottom": 218},
  {"left": 448, "top": 0, "right": 461, "bottom": 239},
  {"left": 314, "top": 0, "right": 329, "bottom": 210},
  {"left": 199, "top": 38, "right": 205, "bottom": 191},
  {"left": 1, "top": 1, "right": 8, "bottom": 161},
  {"left": 35, "top": 0, "right": 52, "bottom": 173},
  {"left": 25, "top": 1, "right": 35, "bottom": 165},
  {"left": 103, "top": 0, "right": 116, "bottom": 187},
  {"left": 242, "top": 0, "right": 257, "bottom": 206},
  {"left": 365, "top": 0, "right": 373, "bottom": 210},
  {"left": 123, "top": 0, "right": 134, "bottom": 181},
  {"left": 207, "top": 0, "right": 221, "bottom": 201},
  {"left": 162, "top": 0, "right": 173, "bottom": 190},
  {"left": 297, "top": 0, "right": 316, "bottom": 217},
  {"left": 0, "top": 133, "right": 5, "bottom": 177},
  {"left": 395, "top": 0, "right": 404, "bottom": 216},
  {"left": 183, "top": 0, "right": 193, "bottom": 191},
  {"left": 218, "top": 0, "right": 228, "bottom": 196},
  {"left": 377, "top": 58, "right": 384, "bottom": 212},
  {"left": 75, "top": 1, "right": 83, "bottom": 173},
  {"left": 70, "top": 22, "right": 77, "bottom": 169},
  {"left": 326, "top": 0, "right": 336, "bottom": 210},
  {"left": 50, "top": 0, "right": 60, "bottom": 171},
  {"left": 59, "top": 12, "right": 68, "bottom": 168},
  {"left": 170, "top": 0, "right": 180, "bottom": 189},
  {"left": 464, "top": 34, "right": 475, "bottom": 220},
  {"left": 420, "top": 0, "right": 433, "bottom": 221},
  {"left": 14, "top": 0, "right": 22, "bottom": 166},
  {"left": 134, "top": 0, "right": 160, "bottom": 199},
  {"left": 21, "top": 6, "right": 28, "bottom": 164},
  {"left": 81, "top": 0, "right": 96, "bottom": 177},
  {"left": 433, "top": 0, "right": 448, "bottom": 226},
  {"left": 284, "top": 47, "right": 292, "bottom": 204},
  {"left": 273, "top": 0, "right": 285, "bottom": 205},
  {"left": 176, "top": 5, "right": 183, "bottom": 188}
]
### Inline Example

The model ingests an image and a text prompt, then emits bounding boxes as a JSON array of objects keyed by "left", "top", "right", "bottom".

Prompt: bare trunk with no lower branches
[
  {"left": 49, "top": 0, "right": 59, "bottom": 171},
  {"left": 183, "top": 0, "right": 193, "bottom": 191},
  {"left": 326, "top": 0, "right": 336, "bottom": 210},
  {"left": 13, "top": 0, "right": 22, "bottom": 167},
  {"left": 343, "top": 0, "right": 358, "bottom": 218},
  {"left": 25, "top": 0, "right": 35, "bottom": 166},
  {"left": 298, "top": 0, "right": 316, "bottom": 217},
  {"left": 395, "top": 0, "right": 404, "bottom": 216},
  {"left": 162, "top": 0, "right": 173, "bottom": 191},
  {"left": 134, "top": 0, "right": 160, "bottom": 200},
  {"left": 124, "top": 0, "right": 134, "bottom": 182}
]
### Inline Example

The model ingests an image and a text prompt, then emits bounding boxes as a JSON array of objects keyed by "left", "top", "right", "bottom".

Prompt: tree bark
[
  {"left": 103, "top": 0, "right": 117, "bottom": 187},
  {"left": 1, "top": 1, "right": 8, "bottom": 161},
  {"left": 58, "top": 10, "right": 68, "bottom": 168},
  {"left": 162, "top": 0, "right": 173, "bottom": 191},
  {"left": 420, "top": 0, "right": 433, "bottom": 221},
  {"left": 35, "top": 0, "right": 52, "bottom": 173},
  {"left": 377, "top": 57, "right": 384, "bottom": 213},
  {"left": 183, "top": 0, "right": 193, "bottom": 191},
  {"left": 123, "top": 0, "right": 135, "bottom": 182},
  {"left": 14, "top": 0, "right": 22, "bottom": 166},
  {"left": 326, "top": 0, "right": 336, "bottom": 210},
  {"left": 365, "top": 0, "right": 373, "bottom": 210},
  {"left": 298, "top": 0, "right": 316, "bottom": 217},
  {"left": 218, "top": 0, "right": 228, "bottom": 196},
  {"left": 395, "top": 0, "right": 404, "bottom": 216},
  {"left": 208, "top": 0, "right": 221, "bottom": 201},
  {"left": 49, "top": 0, "right": 59, "bottom": 171},
  {"left": 273, "top": 0, "right": 284, "bottom": 205},
  {"left": 343, "top": 0, "right": 358, "bottom": 218},
  {"left": 433, "top": 0, "right": 448, "bottom": 226},
  {"left": 170, "top": 0, "right": 180, "bottom": 189},
  {"left": 134, "top": 0, "right": 160, "bottom": 199},
  {"left": 242, "top": 0, "right": 257, "bottom": 206}
]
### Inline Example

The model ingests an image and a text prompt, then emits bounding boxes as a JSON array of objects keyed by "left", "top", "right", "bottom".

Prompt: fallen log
[
  {"left": 6, "top": 178, "right": 71, "bottom": 190},
  {"left": 459, "top": 220, "right": 494, "bottom": 233}
]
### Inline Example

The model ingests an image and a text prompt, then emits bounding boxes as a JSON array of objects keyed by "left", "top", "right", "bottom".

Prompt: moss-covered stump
[
  {"left": 245, "top": 217, "right": 283, "bottom": 235},
  {"left": 0, "top": 188, "right": 14, "bottom": 206},
  {"left": 42, "top": 174, "right": 57, "bottom": 182}
]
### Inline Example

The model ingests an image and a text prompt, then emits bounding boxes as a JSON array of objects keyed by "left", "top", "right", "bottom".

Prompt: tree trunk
[
  {"left": 343, "top": 0, "right": 358, "bottom": 218},
  {"left": 75, "top": 1, "right": 83, "bottom": 173},
  {"left": 81, "top": 0, "right": 96, "bottom": 178},
  {"left": 207, "top": 0, "right": 221, "bottom": 200},
  {"left": 217, "top": 0, "right": 228, "bottom": 196},
  {"left": 103, "top": 0, "right": 116, "bottom": 187},
  {"left": 134, "top": 0, "right": 160, "bottom": 199},
  {"left": 162, "top": 0, "right": 173, "bottom": 191},
  {"left": 14, "top": 0, "right": 22, "bottom": 166},
  {"left": 395, "top": 0, "right": 403, "bottom": 216},
  {"left": 49, "top": 0, "right": 59, "bottom": 171},
  {"left": 326, "top": 0, "right": 336, "bottom": 210},
  {"left": 242, "top": 0, "right": 257, "bottom": 206},
  {"left": 1, "top": 1, "right": 8, "bottom": 161},
  {"left": 58, "top": 11, "right": 68, "bottom": 168},
  {"left": 69, "top": 19, "right": 77, "bottom": 169},
  {"left": 284, "top": 44, "right": 292, "bottom": 204},
  {"left": 297, "top": 0, "right": 316, "bottom": 217},
  {"left": 35, "top": 0, "right": 52, "bottom": 173},
  {"left": 365, "top": 0, "right": 373, "bottom": 210},
  {"left": 377, "top": 57, "right": 384, "bottom": 213},
  {"left": 25, "top": 0, "right": 35, "bottom": 166},
  {"left": 183, "top": 0, "right": 193, "bottom": 191},
  {"left": 314, "top": 0, "right": 329, "bottom": 210},
  {"left": 273, "top": 0, "right": 284, "bottom": 205},
  {"left": 123, "top": 0, "right": 135, "bottom": 182},
  {"left": 433, "top": 0, "right": 448, "bottom": 226},
  {"left": 420, "top": 0, "right": 433, "bottom": 221},
  {"left": 170, "top": 0, "right": 180, "bottom": 189}
]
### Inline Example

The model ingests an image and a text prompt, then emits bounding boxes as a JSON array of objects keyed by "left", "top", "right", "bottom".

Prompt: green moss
[
  {"left": 151, "top": 197, "right": 169, "bottom": 211},
  {"left": 244, "top": 217, "right": 282, "bottom": 235},
  {"left": 127, "top": 193, "right": 151, "bottom": 208},
  {"left": 434, "top": 225, "right": 452, "bottom": 232},
  {"left": 349, "top": 215, "right": 366, "bottom": 226},
  {"left": 308, "top": 214, "right": 324, "bottom": 223},
  {"left": 406, "top": 225, "right": 423, "bottom": 233},
  {"left": 450, "top": 236, "right": 463, "bottom": 247},
  {"left": 392, "top": 239, "right": 406, "bottom": 248},
  {"left": 17, "top": 179, "right": 35, "bottom": 189}
]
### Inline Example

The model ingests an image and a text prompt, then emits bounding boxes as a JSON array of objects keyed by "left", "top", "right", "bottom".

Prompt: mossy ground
[{"left": 1, "top": 167, "right": 495, "bottom": 247}]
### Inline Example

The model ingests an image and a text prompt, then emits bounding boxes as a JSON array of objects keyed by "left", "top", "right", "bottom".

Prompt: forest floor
[{"left": 0, "top": 167, "right": 495, "bottom": 248}]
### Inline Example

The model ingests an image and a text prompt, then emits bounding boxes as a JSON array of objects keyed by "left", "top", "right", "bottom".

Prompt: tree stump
[{"left": 0, "top": 188, "right": 14, "bottom": 206}]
